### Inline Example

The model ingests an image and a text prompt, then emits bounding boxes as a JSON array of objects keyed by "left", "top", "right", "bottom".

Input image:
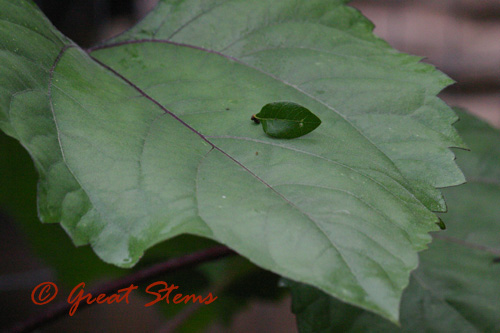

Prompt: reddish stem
[{"left": 7, "top": 245, "right": 235, "bottom": 333}]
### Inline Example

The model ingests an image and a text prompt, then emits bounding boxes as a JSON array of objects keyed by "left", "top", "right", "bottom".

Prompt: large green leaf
[
  {"left": 0, "top": 0, "right": 465, "bottom": 321},
  {"left": 289, "top": 109, "right": 500, "bottom": 332}
]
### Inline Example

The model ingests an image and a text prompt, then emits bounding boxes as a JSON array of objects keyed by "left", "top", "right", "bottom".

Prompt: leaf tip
[{"left": 436, "top": 218, "right": 446, "bottom": 230}]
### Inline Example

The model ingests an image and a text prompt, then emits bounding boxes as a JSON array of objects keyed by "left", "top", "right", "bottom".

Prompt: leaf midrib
[
  {"left": 47, "top": 43, "right": 411, "bottom": 315},
  {"left": 205, "top": 134, "right": 421, "bottom": 235},
  {"left": 49, "top": 45, "right": 295, "bottom": 221},
  {"left": 88, "top": 38, "right": 426, "bottom": 211}
]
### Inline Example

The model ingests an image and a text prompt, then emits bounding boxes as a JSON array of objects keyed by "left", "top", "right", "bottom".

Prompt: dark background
[{"left": 33, "top": 0, "right": 136, "bottom": 47}]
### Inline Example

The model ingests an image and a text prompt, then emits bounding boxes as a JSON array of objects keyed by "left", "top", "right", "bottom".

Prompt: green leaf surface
[
  {"left": 0, "top": 132, "right": 124, "bottom": 286},
  {"left": 253, "top": 101, "right": 322, "bottom": 139},
  {"left": 0, "top": 0, "right": 465, "bottom": 321},
  {"left": 288, "top": 109, "right": 500, "bottom": 332}
]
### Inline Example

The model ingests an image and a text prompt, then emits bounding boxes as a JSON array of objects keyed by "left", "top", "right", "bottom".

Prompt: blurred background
[
  {"left": 353, "top": 0, "right": 500, "bottom": 128},
  {"left": 1, "top": 0, "right": 499, "bottom": 332}
]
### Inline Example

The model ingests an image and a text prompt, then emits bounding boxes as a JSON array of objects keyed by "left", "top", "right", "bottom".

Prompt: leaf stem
[{"left": 7, "top": 245, "right": 235, "bottom": 333}]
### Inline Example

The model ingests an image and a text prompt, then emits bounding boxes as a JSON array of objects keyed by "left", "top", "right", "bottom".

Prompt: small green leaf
[{"left": 253, "top": 102, "right": 321, "bottom": 139}]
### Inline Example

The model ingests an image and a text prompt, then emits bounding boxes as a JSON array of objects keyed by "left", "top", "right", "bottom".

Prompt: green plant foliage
[
  {"left": 252, "top": 102, "right": 322, "bottom": 139},
  {"left": 0, "top": 0, "right": 466, "bottom": 321},
  {"left": 0, "top": 132, "right": 124, "bottom": 285},
  {"left": 135, "top": 253, "right": 286, "bottom": 332},
  {"left": 288, "top": 109, "right": 500, "bottom": 332}
]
